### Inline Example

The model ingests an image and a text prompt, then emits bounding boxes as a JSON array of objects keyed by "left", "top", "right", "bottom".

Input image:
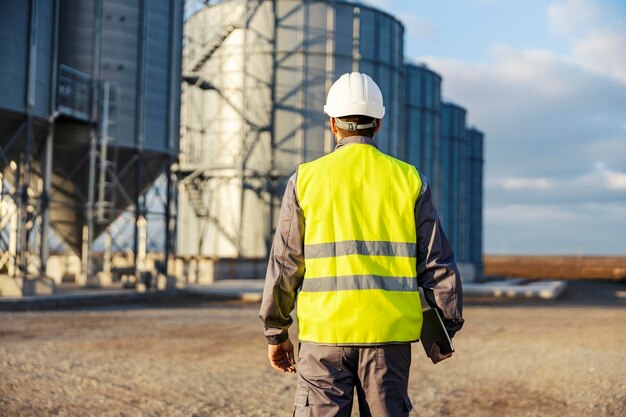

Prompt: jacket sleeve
[
  {"left": 259, "top": 174, "right": 306, "bottom": 345},
  {"left": 415, "top": 175, "right": 465, "bottom": 338}
]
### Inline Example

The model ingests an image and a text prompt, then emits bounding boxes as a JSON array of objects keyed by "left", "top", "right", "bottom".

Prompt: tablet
[{"left": 420, "top": 308, "right": 455, "bottom": 357}]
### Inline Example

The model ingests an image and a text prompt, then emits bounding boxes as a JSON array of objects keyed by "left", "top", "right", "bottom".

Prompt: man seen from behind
[{"left": 259, "top": 72, "right": 464, "bottom": 417}]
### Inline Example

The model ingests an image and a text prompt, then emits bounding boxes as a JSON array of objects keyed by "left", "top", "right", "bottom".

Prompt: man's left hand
[
  {"left": 429, "top": 343, "right": 453, "bottom": 364},
  {"left": 268, "top": 339, "right": 297, "bottom": 373}
]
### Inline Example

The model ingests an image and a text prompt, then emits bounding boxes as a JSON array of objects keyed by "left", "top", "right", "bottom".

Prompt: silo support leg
[
  {"left": 135, "top": 216, "right": 148, "bottom": 290},
  {"left": 80, "top": 225, "right": 89, "bottom": 287},
  {"left": 39, "top": 125, "right": 53, "bottom": 279},
  {"left": 82, "top": 129, "right": 99, "bottom": 287},
  {"left": 8, "top": 213, "right": 18, "bottom": 278},
  {"left": 95, "top": 232, "right": 113, "bottom": 287}
]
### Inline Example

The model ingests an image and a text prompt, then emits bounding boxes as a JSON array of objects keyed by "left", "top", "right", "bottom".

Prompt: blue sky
[{"left": 363, "top": 0, "right": 626, "bottom": 255}]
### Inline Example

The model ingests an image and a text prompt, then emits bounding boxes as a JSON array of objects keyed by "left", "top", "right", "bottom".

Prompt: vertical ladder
[{"left": 95, "top": 81, "right": 118, "bottom": 224}]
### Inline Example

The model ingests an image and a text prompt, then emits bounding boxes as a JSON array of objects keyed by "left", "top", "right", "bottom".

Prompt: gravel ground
[{"left": 0, "top": 282, "right": 625, "bottom": 417}]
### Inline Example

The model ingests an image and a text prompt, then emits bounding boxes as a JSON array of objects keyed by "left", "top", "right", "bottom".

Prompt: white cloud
[
  {"left": 485, "top": 202, "right": 626, "bottom": 255},
  {"left": 413, "top": 1, "right": 626, "bottom": 254},
  {"left": 606, "top": 172, "right": 626, "bottom": 191},
  {"left": 489, "top": 166, "right": 626, "bottom": 194},
  {"left": 591, "top": 166, "right": 626, "bottom": 191},
  {"left": 548, "top": 0, "right": 626, "bottom": 84},
  {"left": 421, "top": 45, "right": 626, "bottom": 184},
  {"left": 488, "top": 176, "right": 555, "bottom": 191},
  {"left": 402, "top": 14, "right": 439, "bottom": 41},
  {"left": 485, "top": 204, "right": 579, "bottom": 223},
  {"left": 547, "top": 0, "right": 606, "bottom": 35}
]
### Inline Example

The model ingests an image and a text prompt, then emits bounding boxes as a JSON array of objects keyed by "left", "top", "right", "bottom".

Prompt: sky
[{"left": 361, "top": 0, "right": 626, "bottom": 256}]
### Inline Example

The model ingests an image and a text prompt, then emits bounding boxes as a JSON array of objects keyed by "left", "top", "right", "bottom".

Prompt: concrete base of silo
[
  {"left": 170, "top": 257, "right": 268, "bottom": 284},
  {"left": 46, "top": 254, "right": 82, "bottom": 285},
  {"left": 0, "top": 275, "right": 56, "bottom": 297},
  {"left": 95, "top": 271, "right": 113, "bottom": 286}
]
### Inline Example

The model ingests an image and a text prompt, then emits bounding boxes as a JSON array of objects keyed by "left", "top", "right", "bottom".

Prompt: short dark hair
[{"left": 335, "top": 114, "right": 377, "bottom": 138}]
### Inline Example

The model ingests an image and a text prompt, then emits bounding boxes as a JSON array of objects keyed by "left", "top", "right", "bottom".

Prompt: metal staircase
[
  {"left": 190, "top": 24, "right": 238, "bottom": 72},
  {"left": 185, "top": 177, "right": 209, "bottom": 218},
  {"left": 189, "top": 0, "right": 264, "bottom": 73},
  {"left": 178, "top": 0, "right": 269, "bottom": 255},
  {"left": 182, "top": 75, "right": 270, "bottom": 133}
]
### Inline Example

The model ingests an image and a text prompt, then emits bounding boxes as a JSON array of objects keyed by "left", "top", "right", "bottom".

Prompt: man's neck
[{"left": 334, "top": 135, "right": 378, "bottom": 151}]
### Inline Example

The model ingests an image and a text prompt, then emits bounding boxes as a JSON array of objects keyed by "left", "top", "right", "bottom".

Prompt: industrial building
[
  {"left": 0, "top": 0, "right": 182, "bottom": 295},
  {"left": 178, "top": 0, "right": 485, "bottom": 281},
  {"left": 0, "top": 0, "right": 484, "bottom": 296}
]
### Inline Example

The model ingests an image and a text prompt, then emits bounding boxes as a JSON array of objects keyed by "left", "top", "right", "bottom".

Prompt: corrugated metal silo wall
[
  {"left": 53, "top": 0, "right": 182, "bottom": 251},
  {"left": 57, "top": 1, "right": 95, "bottom": 81},
  {"left": 59, "top": 0, "right": 180, "bottom": 153},
  {"left": 0, "top": 0, "right": 30, "bottom": 116},
  {"left": 0, "top": 0, "right": 54, "bottom": 162},
  {"left": 458, "top": 120, "right": 470, "bottom": 262},
  {"left": 34, "top": 0, "right": 55, "bottom": 119},
  {"left": 467, "top": 127, "right": 484, "bottom": 267},
  {"left": 178, "top": 0, "right": 404, "bottom": 258},
  {"left": 273, "top": 1, "right": 404, "bottom": 171},
  {"left": 353, "top": 4, "right": 404, "bottom": 157},
  {"left": 438, "top": 102, "right": 466, "bottom": 261},
  {"left": 403, "top": 63, "right": 441, "bottom": 184}
]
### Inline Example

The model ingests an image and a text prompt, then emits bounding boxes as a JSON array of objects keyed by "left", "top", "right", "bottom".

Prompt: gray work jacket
[{"left": 259, "top": 135, "right": 465, "bottom": 345}]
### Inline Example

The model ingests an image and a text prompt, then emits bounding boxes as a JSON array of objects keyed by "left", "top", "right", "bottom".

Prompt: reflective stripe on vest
[{"left": 296, "top": 142, "right": 424, "bottom": 345}]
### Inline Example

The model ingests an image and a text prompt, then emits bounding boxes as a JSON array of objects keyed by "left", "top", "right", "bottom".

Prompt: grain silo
[
  {"left": 0, "top": 0, "right": 55, "bottom": 145},
  {"left": 1, "top": 0, "right": 183, "bottom": 291},
  {"left": 466, "top": 127, "right": 484, "bottom": 273},
  {"left": 0, "top": 0, "right": 57, "bottom": 284},
  {"left": 51, "top": 0, "right": 182, "bottom": 277},
  {"left": 458, "top": 119, "right": 470, "bottom": 263},
  {"left": 178, "top": 0, "right": 405, "bottom": 263},
  {"left": 403, "top": 62, "right": 442, "bottom": 183},
  {"left": 438, "top": 102, "right": 467, "bottom": 262},
  {"left": 54, "top": 0, "right": 182, "bottom": 249}
]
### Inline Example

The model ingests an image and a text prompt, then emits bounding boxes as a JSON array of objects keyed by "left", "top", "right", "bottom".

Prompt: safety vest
[{"left": 296, "top": 142, "right": 424, "bottom": 345}]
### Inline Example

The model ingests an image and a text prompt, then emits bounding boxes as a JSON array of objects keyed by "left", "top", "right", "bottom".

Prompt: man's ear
[
  {"left": 330, "top": 117, "right": 338, "bottom": 135},
  {"left": 374, "top": 118, "right": 382, "bottom": 133}
]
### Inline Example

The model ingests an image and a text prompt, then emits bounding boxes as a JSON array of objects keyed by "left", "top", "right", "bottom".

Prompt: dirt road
[{"left": 1, "top": 282, "right": 625, "bottom": 417}]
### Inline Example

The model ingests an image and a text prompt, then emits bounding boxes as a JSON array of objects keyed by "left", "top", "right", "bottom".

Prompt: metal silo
[
  {"left": 458, "top": 120, "right": 470, "bottom": 263},
  {"left": 0, "top": 0, "right": 55, "bottom": 143},
  {"left": 53, "top": 0, "right": 182, "bottom": 263},
  {"left": 467, "top": 127, "right": 484, "bottom": 272},
  {"left": 1, "top": 0, "right": 57, "bottom": 282},
  {"left": 352, "top": 3, "right": 405, "bottom": 157},
  {"left": 403, "top": 62, "right": 441, "bottom": 181},
  {"left": 178, "top": 0, "right": 405, "bottom": 259},
  {"left": 437, "top": 102, "right": 466, "bottom": 260}
]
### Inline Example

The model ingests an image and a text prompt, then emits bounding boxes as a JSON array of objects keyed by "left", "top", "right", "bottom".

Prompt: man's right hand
[
  {"left": 268, "top": 339, "right": 297, "bottom": 373},
  {"left": 429, "top": 343, "right": 453, "bottom": 364}
]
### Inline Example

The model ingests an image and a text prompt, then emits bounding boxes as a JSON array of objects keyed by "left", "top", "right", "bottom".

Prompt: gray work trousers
[{"left": 294, "top": 342, "right": 413, "bottom": 417}]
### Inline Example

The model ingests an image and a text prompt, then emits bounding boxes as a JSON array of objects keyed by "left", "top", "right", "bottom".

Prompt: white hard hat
[{"left": 324, "top": 72, "right": 385, "bottom": 119}]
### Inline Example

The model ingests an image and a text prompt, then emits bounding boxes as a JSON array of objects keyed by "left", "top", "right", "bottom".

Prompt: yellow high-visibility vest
[{"left": 296, "top": 142, "right": 424, "bottom": 345}]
